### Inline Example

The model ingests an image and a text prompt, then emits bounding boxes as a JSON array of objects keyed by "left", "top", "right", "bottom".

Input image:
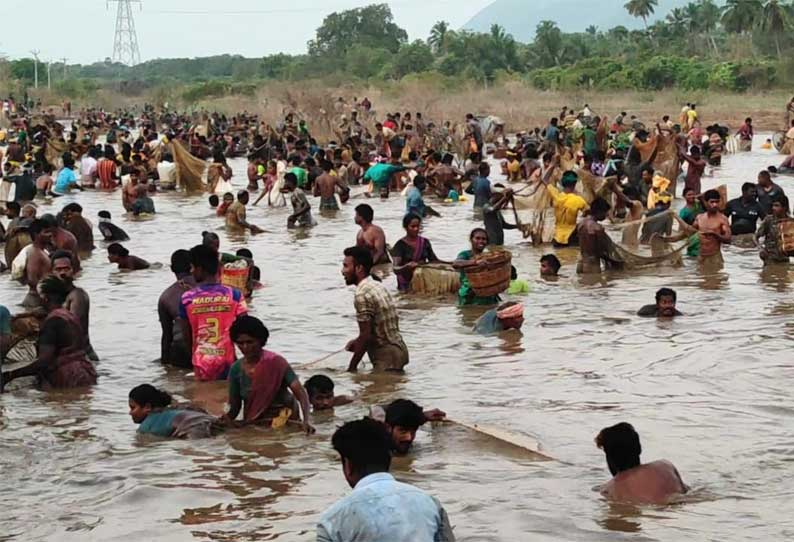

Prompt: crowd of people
[{"left": 1, "top": 94, "right": 792, "bottom": 540}]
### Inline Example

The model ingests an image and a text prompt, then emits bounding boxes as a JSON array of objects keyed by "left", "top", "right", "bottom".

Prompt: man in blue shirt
[
  {"left": 317, "top": 418, "right": 455, "bottom": 542},
  {"left": 465, "top": 162, "right": 492, "bottom": 211},
  {"left": 405, "top": 175, "right": 427, "bottom": 217}
]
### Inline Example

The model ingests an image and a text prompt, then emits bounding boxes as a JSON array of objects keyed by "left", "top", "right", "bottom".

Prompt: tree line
[{"left": 3, "top": 1, "right": 794, "bottom": 99}]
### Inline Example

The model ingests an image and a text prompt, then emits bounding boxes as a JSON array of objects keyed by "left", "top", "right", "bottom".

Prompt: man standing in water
[
  {"left": 225, "top": 190, "right": 264, "bottom": 233},
  {"left": 180, "top": 244, "right": 248, "bottom": 381},
  {"left": 313, "top": 160, "right": 348, "bottom": 211},
  {"left": 51, "top": 250, "right": 97, "bottom": 360},
  {"left": 23, "top": 219, "right": 52, "bottom": 308},
  {"left": 159, "top": 249, "right": 196, "bottom": 368},
  {"left": 354, "top": 204, "right": 389, "bottom": 265},
  {"left": 577, "top": 198, "right": 622, "bottom": 274},
  {"left": 693, "top": 189, "right": 731, "bottom": 268},
  {"left": 342, "top": 246, "right": 408, "bottom": 372},
  {"left": 724, "top": 183, "right": 765, "bottom": 237},
  {"left": 317, "top": 418, "right": 455, "bottom": 542},
  {"left": 595, "top": 422, "right": 688, "bottom": 504},
  {"left": 756, "top": 170, "right": 786, "bottom": 216}
]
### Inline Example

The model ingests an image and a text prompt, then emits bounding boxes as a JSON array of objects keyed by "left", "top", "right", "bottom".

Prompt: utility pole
[
  {"left": 61, "top": 57, "right": 68, "bottom": 79},
  {"left": 108, "top": 0, "right": 142, "bottom": 66},
  {"left": 46, "top": 60, "right": 51, "bottom": 90},
  {"left": 30, "top": 49, "right": 40, "bottom": 88}
]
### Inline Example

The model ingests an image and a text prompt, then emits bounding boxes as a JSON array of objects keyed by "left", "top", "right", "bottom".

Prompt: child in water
[
  {"left": 304, "top": 375, "right": 354, "bottom": 411},
  {"left": 129, "top": 384, "right": 221, "bottom": 439}
]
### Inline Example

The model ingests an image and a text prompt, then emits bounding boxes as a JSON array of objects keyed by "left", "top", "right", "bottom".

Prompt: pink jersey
[{"left": 179, "top": 283, "right": 247, "bottom": 380}]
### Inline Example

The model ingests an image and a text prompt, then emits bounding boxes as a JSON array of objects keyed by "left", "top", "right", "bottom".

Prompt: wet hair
[
  {"left": 343, "top": 245, "right": 373, "bottom": 275},
  {"left": 40, "top": 214, "right": 58, "bottom": 229},
  {"left": 384, "top": 399, "right": 425, "bottom": 430},
  {"left": 703, "top": 189, "right": 720, "bottom": 202},
  {"left": 6, "top": 201, "right": 20, "bottom": 214},
  {"left": 37, "top": 275, "right": 70, "bottom": 304},
  {"left": 355, "top": 203, "right": 374, "bottom": 223},
  {"left": 772, "top": 195, "right": 790, "bottom": 213},
  {"left": 402, "top": 212, "right": 422, "bottom": 229},
  {"left": 590, "top": 197, "right": 611, "bottom": 216},
  {"left": 690, "top": 145, "right": 701, "bottom": 155},
  {"left": 129, "top": 384, "right": 173, "bottom": 409},
  {"left": 741, "top": 182, "right": 756, "bottom": 193},
  {"left": 470, "top": 227, "right": 488, "bottom": 242},
  {"left": 230, "top": 315, "right": 269, "bottom": 345},
  {"left": 331, "top": 418, "right": 392, "bottom": 476},
  {"left": 201, "top": 231, "right": 220, "bottom": 247},
  {"left": 758, "top": 170, "right": 771, "bottom": 182},
  {"left": 478, "top": 162, "right": 490, "bottom": 176},
  {"left": 107, "top": 243, "right": 129, "bottom": 257},
  {"left": 28, "top": 219, "right": 45, "bottom": 238},
  {"left": 208, "top": 194, "right": 219, "bottom": 207},
  {"left": 655, "top": 287, "right": 677, "bottom": 303},
  {"left": 284, "top": 172, "right": 298, "bottom": 186},
  {"left": 540, "top": 254, "right": 561, "bottom": 273},
  {"left": 413, "top": 175, "right": 426, "bottom": 189},
  {"left": 50, "top": 249, "right": 73, "bottom": 264},
  {"left": 235, "top": 248, "right": 253, "bottom": 259},
  {"left": 305, "top": 374, "right": 334, "bottom": 397},
  {"left": 596, "top": 422, "right": 642, "bottom": 475},
  {"left": 170, "top": 249, "right": 191, "bottom": 275},
  {"left": 683, "top": 188, "right": 696, "bottom": 197},
  {"left": 61, "top": 203, "right": 83, "bottom": 213},
  {"left": 98, "top": 210, "right": 111, "bottom": 219},
  {"left": 189, "top": 243, "right": 220, "bottom": 276}
]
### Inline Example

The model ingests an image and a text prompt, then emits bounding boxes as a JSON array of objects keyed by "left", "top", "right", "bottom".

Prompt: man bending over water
[{"left": 595, "top": 422, "right": 688, "bottom": 505}]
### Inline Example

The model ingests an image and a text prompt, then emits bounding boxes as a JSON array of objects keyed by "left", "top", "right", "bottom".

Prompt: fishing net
[
  {"left": 44, "top": 138, "right": 69, "bottom": 168},
  {"left": 603, "top": 210, "right": 693, "bottom": 268},
  {"left": 409, "top": 265, "right": 460, "bottom": 295},
  {"left": 170, "top": 140, "right": 207, "bottom": 193},
  {"left": 510, "top": 182, "right": 554, "bottom": 244}
]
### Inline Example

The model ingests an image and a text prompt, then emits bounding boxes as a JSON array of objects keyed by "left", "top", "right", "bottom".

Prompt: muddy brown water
[{"left": 2, "top": 135, "right": 794, "bottom": 541}]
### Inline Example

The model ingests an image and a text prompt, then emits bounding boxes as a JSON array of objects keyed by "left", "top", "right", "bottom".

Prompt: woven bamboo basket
[
  {"left": 779, "top": 218, "right": 794, "bottom": 256},
  {"left": 464, "top": 250, "right": 512, "bottom": 297}
]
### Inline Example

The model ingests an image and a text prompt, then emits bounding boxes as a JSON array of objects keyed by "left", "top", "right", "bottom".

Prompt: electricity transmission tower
[{"left": 109, "top": 0, "right": 141, "bottom": 66}]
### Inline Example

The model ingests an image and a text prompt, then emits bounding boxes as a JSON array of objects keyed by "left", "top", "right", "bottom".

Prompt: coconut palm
[
  {"left": 698, "top": 0, "right": 722, "bottom": 53},
  {"left": 759, "top": 0, "right": 790, "bottom": 58},
  {"left": 624, "top": 0, "right": 660, "bottom": 29},
  {"left": 428, "top": 21, "right": 450, "bottom": 53},
  {"left": 721, "top": 0, "right": 763, "bottom": 34}
]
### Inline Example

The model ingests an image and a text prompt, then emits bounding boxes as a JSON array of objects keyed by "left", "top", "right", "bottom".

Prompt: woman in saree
[
  {"left": 452, "top": 227, "right": 500, "bottom": 306},
  {"left": 223, "top": 315, "right": 314, "bottom": 434},
  {"left": 2, "top": 275, "right": 97, "bottom": 389},
  {"left": 129, "top": 384, "right": 220, "bottom": 439},
  {"left": 391, "top": 213, "right": 444, "bottom": 292},
  {"left": 207, "top": 151, "right": 233, "bottom": 193}
]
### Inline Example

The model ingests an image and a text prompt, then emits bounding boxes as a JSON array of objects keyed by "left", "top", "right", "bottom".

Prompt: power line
[{"left": 147, "top": 0, "right": 460, "bottom": 15}]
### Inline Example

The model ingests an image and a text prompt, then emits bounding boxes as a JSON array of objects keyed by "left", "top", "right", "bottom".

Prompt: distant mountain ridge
[{"left": 464, "top": 0, "right": 695, "bottom": 41}]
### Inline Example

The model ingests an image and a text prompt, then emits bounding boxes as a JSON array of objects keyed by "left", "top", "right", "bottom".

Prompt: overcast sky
[{"left": 3, "top": 0, "right": 491, "bottom": 64}]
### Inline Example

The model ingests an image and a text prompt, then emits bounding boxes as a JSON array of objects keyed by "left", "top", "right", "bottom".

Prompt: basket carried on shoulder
[
  {"left": 464, "top": 250, "right": 512, "bottom": 297},
  {"left": 778, "top": 218, "right": 794, "bottom": 256}
]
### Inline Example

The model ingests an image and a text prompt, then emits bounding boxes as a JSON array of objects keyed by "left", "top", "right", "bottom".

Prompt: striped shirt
[
  {"left": 97, "top": 158, "right": 117, "bottom": 188},
  {"left": 354, "top": 277, "right": 403, "bottom": 348}
]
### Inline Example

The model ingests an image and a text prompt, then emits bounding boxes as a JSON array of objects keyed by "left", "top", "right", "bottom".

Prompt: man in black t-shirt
[
  {"left": 757, "top": 170, "right": 786, "bottom": 216},
  {"left": 724, "top": 182, "right": 765, "bottom": 235},
  {"left": 637, "top": 288, "right": 683, "bottom": 318}
]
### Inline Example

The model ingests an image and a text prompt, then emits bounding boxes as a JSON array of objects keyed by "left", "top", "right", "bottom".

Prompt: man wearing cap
[
  {"left": 472, "top": 301, "right": 525, "bottom": 335},
  {"left": 540, "top": 163, "right": 589, "bottom": 247}
]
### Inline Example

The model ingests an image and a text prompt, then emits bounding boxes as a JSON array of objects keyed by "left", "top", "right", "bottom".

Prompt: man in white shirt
[{"left": 317, "top": 418, "right": 455, "bottom": 542}]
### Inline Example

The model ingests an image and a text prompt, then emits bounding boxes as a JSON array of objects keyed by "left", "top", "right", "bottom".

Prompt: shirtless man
[
  {"left": 62, "top": 203, "right": 94, "bottom": 253},
  {"left": 577, "top": 197, "right": 623, "bottom": 274},
  {"left": 596, "top": 422, "right": 688, "bottom": 505},
  {"left": 313, "top": 160, "right": 348, "bottom": 211},
  {"left": 225, "top": 190, "right": 264, "bottom": 233},
  {"left": 51, "top": 250, "right": 97, "bottom": 360},
  {"left": 354, "top": 204, "right": 389, "bottom": 265},
  {"left": 246, "top": 157, "right": 263, "bottom": 191},
  {"left": 23, "top": 219, "right": 52, "bottom": 308},
  {"left": 693, "top": 189, "right": 731, "bottom": 268},
  {"left": 41, "top": 214, "right": 81, "bottom": 272},
  {"left": 427, "top": 153, "right": 464, "bottom": 196}
]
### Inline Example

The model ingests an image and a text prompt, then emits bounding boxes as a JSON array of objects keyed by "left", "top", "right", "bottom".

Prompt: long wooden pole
[{"left": 446, "top": 418, "right": 554, "bottom": 461}]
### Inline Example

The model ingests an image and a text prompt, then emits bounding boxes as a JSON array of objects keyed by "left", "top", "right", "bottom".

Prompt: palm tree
[
  {"left": 666, "top": 7, "right": 689, "bottom": 35},
  {"left": 624, "top": 0, "right": 660, "bottom": 29},
  {"left": 534, "top": 20, "right": 564, "bottom": 67},
  {"left": 760, "top": 0, "right": 789, "bottom": 58},
  {"left": 698, "top": 0, "right": 722, "bottom": 53},
  {"left": 585, "top": 25, "right": 598, "bottom": 35},
  {"left": 721, "top": 0, "right": 762, "bottom": 34},
  {"left": 428, "top": 21, "right": 450, "bottom": 53}
]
